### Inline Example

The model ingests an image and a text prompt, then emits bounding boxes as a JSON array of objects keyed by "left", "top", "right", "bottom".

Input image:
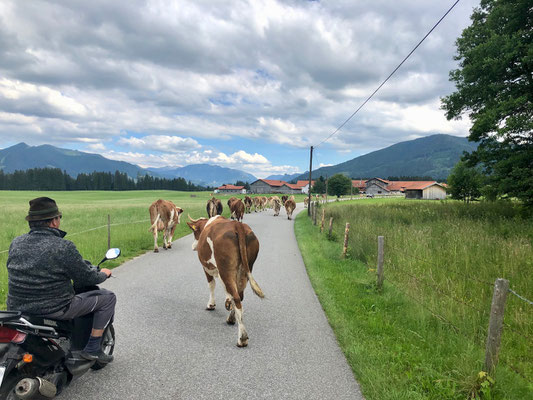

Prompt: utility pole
[{"left": 308, "top": 146, "right": 313, "bottom": 216}]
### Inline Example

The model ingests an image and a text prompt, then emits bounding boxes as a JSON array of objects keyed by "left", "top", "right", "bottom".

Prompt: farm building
[
  {"left": 249, "top": 179, "right": 302, "bottom": 194},
  {"left": 217, "top": 184, "right": 246, "bottom": 194},
  {"left": 352, "top": 179, "right": 366, "bottom": 193},
  {"left": 404, "top": 182, "right": 447, "bottom": 200},
  {"left": 295, "top": 180, "right": 315, "bottom": 194},
  {"left": 364, "top": 178, "right": 446, "bottom": 199}
]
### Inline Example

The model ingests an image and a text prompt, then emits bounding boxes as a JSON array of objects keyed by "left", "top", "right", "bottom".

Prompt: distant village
[{"left": 215, "top": 178, "right": 447, "bottom": 200}]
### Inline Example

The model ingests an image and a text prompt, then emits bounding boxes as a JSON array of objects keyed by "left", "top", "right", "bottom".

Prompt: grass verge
[{"left": 294, "top": 203, "right": 533, "bottom": 400}]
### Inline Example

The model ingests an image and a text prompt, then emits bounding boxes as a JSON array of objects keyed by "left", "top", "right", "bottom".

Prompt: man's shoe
[{"left": 80, "top": 350, "right": 114, "bottom": 363}]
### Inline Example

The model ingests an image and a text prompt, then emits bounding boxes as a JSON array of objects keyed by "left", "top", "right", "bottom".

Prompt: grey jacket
[{"left": 6, "top": 227, "right": 108, "bottom": 315}]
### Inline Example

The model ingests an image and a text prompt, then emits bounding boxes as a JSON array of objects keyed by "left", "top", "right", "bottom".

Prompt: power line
[{"left": 315, "top": 0, "right": 462, "bottom": 148}]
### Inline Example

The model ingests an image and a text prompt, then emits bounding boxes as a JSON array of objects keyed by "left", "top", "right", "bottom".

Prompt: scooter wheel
[{"left": 91, "top": 324, "right": 115, "bottom": 370}]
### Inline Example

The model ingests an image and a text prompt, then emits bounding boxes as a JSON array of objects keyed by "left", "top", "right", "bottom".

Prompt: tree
[
  {"left": 441, "top": 0, "right": 533, "bottom": 206},
  {"left": 235, "top": 180, "right": 250, "bottom": 191},
  {"left": 447, "top": 161, "right": 483, "bottom": 203},
  {"left": 327, "top": 174, "right": 352, "bottom": 198},
  {"left": 311, "top": 176, "right": 326, "bottom": 194}
]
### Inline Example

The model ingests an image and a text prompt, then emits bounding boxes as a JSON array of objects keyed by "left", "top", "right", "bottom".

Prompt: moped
[{"left": 0, "top": 248, "right": 120, "bottom": 399}]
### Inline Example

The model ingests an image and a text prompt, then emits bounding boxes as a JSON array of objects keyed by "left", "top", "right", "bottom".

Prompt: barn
[
  {"left": 217, "top": 184, "right": 246, "bottom": 194},
  {"left": 404, "top": 182, "right": 447, "bottom": 200},
  {"left": 249, "top": 179, "right": 302, "bottom": 194}
]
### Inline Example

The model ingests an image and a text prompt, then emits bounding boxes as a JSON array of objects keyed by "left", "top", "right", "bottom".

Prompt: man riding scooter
[{"left": 6, "top": 197, "right": 116, "bottom": 363}]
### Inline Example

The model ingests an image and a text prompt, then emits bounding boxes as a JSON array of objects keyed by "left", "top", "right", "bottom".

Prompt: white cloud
[{"left": 118, "top": 135, "right": 201, "bottom": 153}]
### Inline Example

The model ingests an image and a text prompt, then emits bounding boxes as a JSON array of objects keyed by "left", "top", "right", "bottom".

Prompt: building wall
[
  {"left": 220, "top": 189, "right": 241, "bottom": 194},
  {"left": 250, "top": 181, "right": 273, "bottom": 194},
  {"left": 405, "top": 190, "right": 422, "bottom": 199},
  {"left": 366, "top": 182, "right": 389, "bottom": 195},
  {"left": 423, "top": 185, "right": 446, "bottom": 200}
]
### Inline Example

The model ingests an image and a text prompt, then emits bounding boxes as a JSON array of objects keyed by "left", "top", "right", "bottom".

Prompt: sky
[{"left": 0, "top": 0, "right": 479, "bottom": 178}]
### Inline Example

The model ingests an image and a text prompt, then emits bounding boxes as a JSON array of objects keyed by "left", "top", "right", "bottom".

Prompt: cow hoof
[
  {"left": 227, "top": 318, "right": 236, "bottom": 325},
  {"left": 227, "top": 310, "right": 236, "bottom": 324},
  {"left": 206, "top": 304, "right": 216, "bottom": 311},
  {"left": 225, "top": 299, "right": 232, "bottom": 311},
  {"left": 154, "top": 248, "right": 159, "bottom": 253},
  {"left": 237, "top": 336, "right": 248, "bottom": 347}
]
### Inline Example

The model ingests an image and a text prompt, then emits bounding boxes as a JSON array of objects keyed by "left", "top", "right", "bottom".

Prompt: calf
[
  {"left": 187, "top": 215, "right": 264, "bottom": 347},
  {"left": 285, "top": 199, "right": 296, "bottom": 220},
  {"left": 149, "top": 199, "right": 184, "bottom": 252}
]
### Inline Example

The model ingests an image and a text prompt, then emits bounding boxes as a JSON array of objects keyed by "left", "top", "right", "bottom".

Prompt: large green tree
[
  {"left": 441, "top": 0, "right": 532, "bottom": 206},
  {"left": 327, "top": 174, "right": 352, "bottom": 198},
  {"left": 447, "top": 161, "right": 484, "bottom": 203}
]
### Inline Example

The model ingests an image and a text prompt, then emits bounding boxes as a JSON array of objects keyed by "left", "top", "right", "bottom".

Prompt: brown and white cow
[
  {"left": 285, "top": 199, "right": 296, "bottom": 220},
  {"left": 260, "top": 196, "right": 268, "bottom": 210},
  {"left": 206, "top": 197, "right": 223, "bottom": 218},
  {"left": 252, "top": 197, "right": 262, "bottom": 212},
  {"left": 304, "top": 197, "right": 309, "bottom": 208},
  {"left": 273, "top": 197, "right": 282, "bottom": 216},
  {"left": 149, "top": 199, "right": 184, "bottom": 252},
  {"left": 244, "top": 196, "right": 252, "bottom": 213},
  {"left": 228, "top": 198, "right": 245, "bottom": 222},
  {"left": 187, "top": 215, "right": 264, "bottom": 347},
  {"left": 281, "top": 195, "right": 288, "bottom": 205}
]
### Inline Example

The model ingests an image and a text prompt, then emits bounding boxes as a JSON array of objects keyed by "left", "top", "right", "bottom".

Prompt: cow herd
[{"left": 147, "top": 195, "right": 299, "bottom": 347}]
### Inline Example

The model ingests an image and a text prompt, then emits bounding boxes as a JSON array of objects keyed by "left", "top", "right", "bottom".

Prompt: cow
[
  {"left": 288, "top": 195, "right": 295, "bottom": 202},
  {"left": 281, "top": 195, "right": 288, "bottom": 205},
  {"left": 149, "top": 199, "right": 184, "bottom": 252},
  {"left": 228, "top": 198, "right": 245, "bottom": 222},
  {"left": 244, "top": 196, "right": 252, "bottom": 213},
  {"left": 260, "top": 196, "right": 268, "bottom": 210},
  {"left": 285, "top": 199, "right": 296, "bottom": 220},
  {"left": 304, "top": 197, "right": 309, "bottom": 208},
  {"left": 206, "top": 197, "right": 223, "bottom": 218},
  {"left": 253, "top": 197, "right": 262, "bottom": 212},
  {"left": 273, "top": 197, "right": 282, "bottom": 216},
  {"left": 186, "top": 215, "right": 264, "bottom": 347}
]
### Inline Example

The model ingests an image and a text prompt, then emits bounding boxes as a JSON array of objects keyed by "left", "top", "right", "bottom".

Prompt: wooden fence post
[
  {"left": 320, "top": 208, "right": 325, "bottom": 232},
  {"left": 107, "top": 214, "right": 111, "bottom": 249},
  {"left": 484, "top": 278, "right": 510, "bottom": 373},
  {"left": 377, "top": 236, "right": 384, "bottom": 289},
  {"left": 328, "top": 217, "right": 333, "bottom": 236},
  {"left": 342, "top": 223, "right": 350, "bottom": 257},
  {"left": 313, "top": 202, "right": 318, "bottom": 225}
]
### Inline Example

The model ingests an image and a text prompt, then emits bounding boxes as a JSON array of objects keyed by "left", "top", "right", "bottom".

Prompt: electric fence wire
[
  {"left": 508, "top": 288, "right": 533, "bottom": 306},
  {"left": 315, "top": 0, "right": 462, "bottom": 148}
]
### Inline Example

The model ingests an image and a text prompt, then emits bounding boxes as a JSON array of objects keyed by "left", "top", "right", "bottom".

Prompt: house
[
  {"left": 295, "top": 180, "right": 315, "bottom": 194},
  {"left": 217, "top": 184, "right": 246, "bottom": 194},
  {"left": 351, "top": 180, "right": 366, "bottom": 193},
  {"left": 249, "top": 179, "right": 302, "bottom": 194}
]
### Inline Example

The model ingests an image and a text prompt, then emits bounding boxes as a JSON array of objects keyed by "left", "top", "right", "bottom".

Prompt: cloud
[{"left": 118, "top": 135, "right": 201, "bottom": 153}]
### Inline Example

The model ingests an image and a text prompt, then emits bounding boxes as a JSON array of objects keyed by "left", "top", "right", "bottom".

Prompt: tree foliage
[
  {"left": 447, "top": 161, "right": 483, "bottom": 203},
  {"left": 441, "top": 0, "right": 533, "bottom": 206},
  {"left": 327, "top": 174, "right": 352, "bottom": 198},
  {"left": 311, "top": 176, "right": 326, "bottom": 194}
]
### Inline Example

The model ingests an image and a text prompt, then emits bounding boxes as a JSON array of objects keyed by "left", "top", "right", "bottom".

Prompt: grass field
[
  {"left": 0, "top": 190, "right": 307, "bottom": 308},
  {"left": 295, "top": 198, "right": 533, "bottom": 399}
]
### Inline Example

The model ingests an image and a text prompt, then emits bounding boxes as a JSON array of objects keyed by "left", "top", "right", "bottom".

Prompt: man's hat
[{"left": 25, "top": 197, "right": 62, "bottom": 221}]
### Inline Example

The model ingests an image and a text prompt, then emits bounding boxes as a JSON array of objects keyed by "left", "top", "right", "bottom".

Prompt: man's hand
[{"left": 101, "top": 268, "right": 112, "bottom": 278}]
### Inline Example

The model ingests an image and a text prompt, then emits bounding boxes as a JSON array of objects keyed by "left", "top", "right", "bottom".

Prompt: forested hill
[
  {"left": 298, "top": 134, "right": 477, "bottom": 180},
  {"left": 0, "top": 143, "right": 149, "bottom": 178}
]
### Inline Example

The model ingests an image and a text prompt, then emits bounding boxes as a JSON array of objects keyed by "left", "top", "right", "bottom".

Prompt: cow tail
[
  {"left": 236, "top": 223, "right": 264, "bottom": 299},
  {"left": 149, "top": 213, "right": 161, "bottom": 232}
]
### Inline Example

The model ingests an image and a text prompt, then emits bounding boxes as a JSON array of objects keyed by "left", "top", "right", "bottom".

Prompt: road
[{"left": 61, "top": 203, "right": 364, "bottom": 400}]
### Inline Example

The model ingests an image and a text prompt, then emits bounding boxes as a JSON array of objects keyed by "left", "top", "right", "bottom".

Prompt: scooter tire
[{"left": 91, "top": 324, "right": 115, "bottom": 371}]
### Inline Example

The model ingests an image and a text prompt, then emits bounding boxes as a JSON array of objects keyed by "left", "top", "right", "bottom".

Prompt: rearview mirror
[{"left": 105, "top": 248, "right": 121, "bottom": 260}]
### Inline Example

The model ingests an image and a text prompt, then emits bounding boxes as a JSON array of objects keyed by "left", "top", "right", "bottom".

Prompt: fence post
[
  {"left": 313, "top": 202, "right": 318, "bottom": 225},
  {"left": 107, "top": 214, "right": 111, "bottom": 249},
  {"left": 310, "top": 201, "right": 314, "bottom": 219},
  {"left": 342, "top": 223, "right": 350, "bottom": 257},
  {"left": 484, "top": 278, "right": 510, "bottom": 373},
  {"left": 377, "top": 236, "right": 384, "bottom": 289},
  {"left": 320, "top": 208, "right": 325, "bottom": 232},
  {"left": 328, "top": 217, "right": 333, "bottom": 236}
]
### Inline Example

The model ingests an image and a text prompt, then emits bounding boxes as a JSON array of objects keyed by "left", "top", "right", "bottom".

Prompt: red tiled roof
[
  {"left": 284, "top": 183, "right": 301, "bottom": 190},
  {"left": 352, "top": 180, "right": 366, "bottom": 188},
  {"left": 295, "top": 180, "right": 315, "bottom": 187},
  {"left": 389, "top": 181, "right": 438, "bottom": 191},
  {"left": 218, "top": 184, "right": 244, "bottom": 190},
  {"left": 260, "top": 179, "right": 286, "bottom": 187}
]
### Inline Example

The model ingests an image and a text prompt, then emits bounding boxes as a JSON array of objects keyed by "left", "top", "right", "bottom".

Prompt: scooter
[{"left": 0, "top": 248, "right": 120, "bottom": 400}]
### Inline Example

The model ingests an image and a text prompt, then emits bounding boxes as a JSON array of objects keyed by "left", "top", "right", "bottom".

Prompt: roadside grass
[{"left": 295, "top": 199, "right": 533, "bottom": 399}]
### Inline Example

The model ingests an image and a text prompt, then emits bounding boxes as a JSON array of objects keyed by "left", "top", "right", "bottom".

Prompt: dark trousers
[{"left": 45, "top": 288, "right": 116, "bottom": 330}]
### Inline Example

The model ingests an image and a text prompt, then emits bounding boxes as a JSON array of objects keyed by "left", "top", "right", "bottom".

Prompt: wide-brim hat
[{"left": 25, "top": 197, "right": 62, "bottom": 221}]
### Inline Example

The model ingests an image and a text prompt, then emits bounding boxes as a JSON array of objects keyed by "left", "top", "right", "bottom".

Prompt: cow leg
[
  {"left": 153, "top": 229, "right": 159, "bottom": 252},
  {"left": 226, "top": 284, "right": 247, "bottom": 347},
  {"left": 205, "top": 273, "right": 216, "bottom": 310}
]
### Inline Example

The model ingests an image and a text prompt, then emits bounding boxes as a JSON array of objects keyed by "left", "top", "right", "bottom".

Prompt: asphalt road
[{"left": 61, "top": 203, "right": 364, "bottom": 400}]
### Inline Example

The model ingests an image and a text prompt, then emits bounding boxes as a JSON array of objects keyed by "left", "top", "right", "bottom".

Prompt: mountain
[
  {"left": 147, "top": 164, "right": 257, "bottom": 188},
  {"left": 264, "top": 172, "right": 302, "bottom": 182},
  {"left": 0, "top": 143, "right": 150, "bottom": 178},
  {"left": 298, "top": 134, "right": 477, "bottom": 181}
]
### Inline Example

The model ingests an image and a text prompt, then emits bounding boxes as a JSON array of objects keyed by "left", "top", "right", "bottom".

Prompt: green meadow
[
  {"left": 295, "top": 198, "right": 533, "bottom": 399},
  {"left": 0, "top": 190, "right": 306, "bottom": 308}
]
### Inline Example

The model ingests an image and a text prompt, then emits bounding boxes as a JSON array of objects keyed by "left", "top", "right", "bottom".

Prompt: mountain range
[
  {"left": 0, "top": 134, "right": 477, "bottom": 187},
  {"left": 296, "top": 134, "right": 477, "bottom": 181}
]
